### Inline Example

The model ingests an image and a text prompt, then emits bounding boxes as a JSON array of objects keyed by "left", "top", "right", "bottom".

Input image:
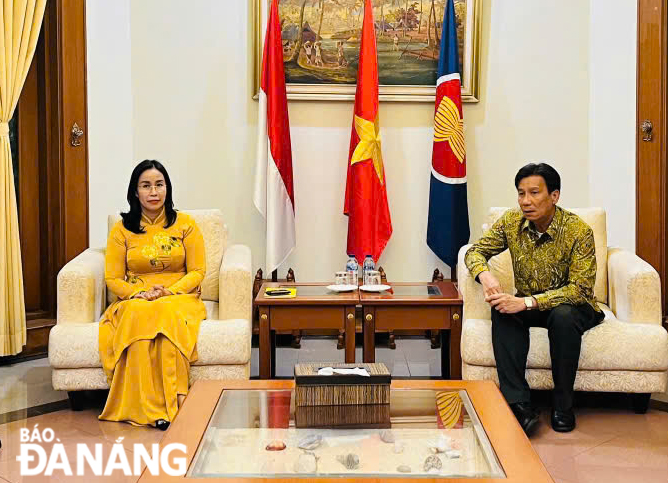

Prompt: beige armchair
[
  {"left": 457, "top": 207, "right": 668, "bottom": 413},
  {"left": 48, "top": 209, "right": 252, "bottom": 409}
]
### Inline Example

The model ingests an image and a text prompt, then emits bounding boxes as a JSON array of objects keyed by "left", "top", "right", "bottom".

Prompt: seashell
[
  {"left": 445, "top": 449, "right": 461, "bottom": 459},
  {"left": 379, "top": 430, "right": 395, "bottom": 443},
  {"left": 424, "top": 455, "right": 442, "bottom": 472},
  {"left": 429, "top": 434, "right": 452, "bottom": 453},
  {"left": 393, "top": 441, "right": 405, "bottom": 454},
  {"left": 298, "top": 434, "right": 323, "bottom": 450},
  {"left": 265, "top": 440, "right": 286, "bottom": 451},
  {"left": 336, "top": 453, "right": 360, "bottom": 470},
  {"left": 397, "top": 465, "right": 412, "bottom": 473},
  {"left": 294, "top": 453, "right": 317, "bottom": 473}
]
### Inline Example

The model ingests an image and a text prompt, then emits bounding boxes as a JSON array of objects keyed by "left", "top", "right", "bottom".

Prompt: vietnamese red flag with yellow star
[{"left": 343, "top": 0, "right": 392, "bottom": 264}]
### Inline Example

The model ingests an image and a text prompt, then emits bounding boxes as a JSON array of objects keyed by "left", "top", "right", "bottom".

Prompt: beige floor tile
[
  {"left": 530, "top": 410, "right": 618, "bottom": 442},
  {"left": 0, "top": 360, "right": 67, "bottom": 415},
  {"left": 548, "top": 460, "right": 668, "bottom": 483},
  {"left": 531, "top": 436, "right": 616, "bottom": 468},
  {"left": 63, "top": 411, "right": 164, "bottom": 453},
  {"left": 573, "top": 408, "right": 668, "bottom": 439},
  {"left": 573, "top": 434, "right": 668, "bottom": 469}
]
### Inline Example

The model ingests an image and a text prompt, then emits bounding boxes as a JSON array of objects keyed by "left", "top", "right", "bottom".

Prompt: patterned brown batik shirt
[{"left": 465, "top": 206, "right": 600, "bottom": 312}]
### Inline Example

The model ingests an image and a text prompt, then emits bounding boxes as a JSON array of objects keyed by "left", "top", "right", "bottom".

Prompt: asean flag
[
  {"left": 426, "top": 0, "right": 470, "bottom": 268},
  {"left": 253, "top": 0, "right": 296, "bottom": 273}
]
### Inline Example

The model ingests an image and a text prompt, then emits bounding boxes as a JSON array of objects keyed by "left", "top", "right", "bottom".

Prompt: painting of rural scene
[{"left": 277, "top": 0, "right": 467, "bottom": 86}]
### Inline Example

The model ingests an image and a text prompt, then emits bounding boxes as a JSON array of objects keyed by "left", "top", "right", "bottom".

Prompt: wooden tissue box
[{"left": 294, "top": 362, "right": 391, "bottom": 407}]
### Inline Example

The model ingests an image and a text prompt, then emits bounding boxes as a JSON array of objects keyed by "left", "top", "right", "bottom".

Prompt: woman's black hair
[
  {"left": 121, "top": 160, "right": 177, "bottom": 234},
  {"left": 514, "top": 163, "right": 561, "bottom": 193}
]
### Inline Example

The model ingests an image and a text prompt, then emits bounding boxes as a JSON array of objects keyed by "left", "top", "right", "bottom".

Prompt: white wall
[
  {"left": 110, "top": 0, "right": 592, "bottom": 282},
  {"left": 86, "top": 0, "right": 134, "bottom": 248},
  {"left": 589, "top": 0, "right": 637, "bottom": 251},
  {"left": 86, "top": 0, "right": 637, "bottom": 283}
]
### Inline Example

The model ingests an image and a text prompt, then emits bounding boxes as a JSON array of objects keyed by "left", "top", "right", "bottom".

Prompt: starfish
[{"left": 350, "top": 113, "right": 385, "bottom": 185}]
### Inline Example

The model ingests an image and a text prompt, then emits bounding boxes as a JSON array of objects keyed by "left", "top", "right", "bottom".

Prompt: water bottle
[
  {"left": 345, "top": 254, "right": 359, "bottom": 286},
  {"left": 362, "top": 255, "right": 375, "bottom": 285}
]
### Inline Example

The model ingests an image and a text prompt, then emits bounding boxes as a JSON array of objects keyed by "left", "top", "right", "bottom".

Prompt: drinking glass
[
  {"left": 364, "top": 270, "right": 381, "bottom": 286},
  {"left": 335, "top": 271, "right": 348, "bottom": 286}
]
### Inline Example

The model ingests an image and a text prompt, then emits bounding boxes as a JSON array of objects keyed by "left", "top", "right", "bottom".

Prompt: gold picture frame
[{"left": 253, "top": 0, "right": 482, "bottom": 103}]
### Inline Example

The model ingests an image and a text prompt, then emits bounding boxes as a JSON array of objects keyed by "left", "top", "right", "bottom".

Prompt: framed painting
[{"left": 253, "top": 0, "right": 482, "bottom": 102}]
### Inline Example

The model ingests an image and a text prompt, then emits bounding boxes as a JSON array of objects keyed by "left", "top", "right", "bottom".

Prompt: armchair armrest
[
  {"left": 218, "top": 244, "right": 252, "bottom": 321},
  {"left": 457, "top": 245, "right": 491, "bottom": 320},
  {"left": 56, "top": 248, "right": 106, "bottom": 324},
  {"left": 457, "top": 244, "right": 516, "bottom": 321},
  {"left": 607, "top": 247, "right": 662, "bottom": 324}
]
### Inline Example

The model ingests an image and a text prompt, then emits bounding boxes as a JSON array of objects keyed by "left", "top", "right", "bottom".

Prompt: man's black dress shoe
[
  {"left": 551, "top": 409, "right": 575, "bottom": 432},
  {"left": 509, "top": 402, "right": 540, "bottom": 436},
  {"left": 155, "top": 419, "right": 170, "bottom": 431}
]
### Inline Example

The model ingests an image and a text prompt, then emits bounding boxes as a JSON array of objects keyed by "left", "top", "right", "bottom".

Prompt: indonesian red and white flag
[{"left": 253, "top": 0, "right": 295, "bottom": 273}]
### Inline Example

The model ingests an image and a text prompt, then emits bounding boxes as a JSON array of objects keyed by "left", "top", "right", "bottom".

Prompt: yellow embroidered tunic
[{"left": 98, "top": 210, "right": 207, "bottom": 426}]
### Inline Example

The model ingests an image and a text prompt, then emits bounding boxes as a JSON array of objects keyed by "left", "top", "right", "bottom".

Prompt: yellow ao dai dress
[{"left": 98, "top": 209, "right": 206, "bottom": 426}]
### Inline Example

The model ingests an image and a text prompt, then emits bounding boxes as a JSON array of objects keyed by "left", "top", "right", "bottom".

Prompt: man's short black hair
[{"left": 514, "top": 163, "right": 561, "bottom": 193}]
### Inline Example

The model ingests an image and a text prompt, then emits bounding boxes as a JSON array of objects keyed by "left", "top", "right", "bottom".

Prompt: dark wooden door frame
[
  {"left": 44, "top": 0, "right": 89, "bottom": 274},
  {"left": 636, "top": 0, "right": 668, "bottom": 328}
]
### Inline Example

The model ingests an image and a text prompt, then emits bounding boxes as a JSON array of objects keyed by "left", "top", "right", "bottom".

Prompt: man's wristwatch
[{"left": 524, "top": 297, "right": 534, "bottom": 310}]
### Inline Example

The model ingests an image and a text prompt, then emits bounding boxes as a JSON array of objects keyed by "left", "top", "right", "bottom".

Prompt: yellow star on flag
[{"left": 350, "top": 114, "right": 385, "bottom": 185}]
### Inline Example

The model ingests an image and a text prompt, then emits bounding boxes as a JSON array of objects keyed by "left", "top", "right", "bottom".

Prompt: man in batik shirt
[{"left": 465, "top": 163, "right": 603, "bottom": 435}]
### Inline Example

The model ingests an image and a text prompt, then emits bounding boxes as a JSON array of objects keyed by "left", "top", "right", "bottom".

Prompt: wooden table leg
[
  {"left": 291, "top": 330, "right": 302, "bottom": 349},
  {"left": 345, "top": 307, "right": 355, "bottom": 363},
  {"left": 259, "top": 307, "right": 271, "bottom": 379},
  {"left": 440, "top": 329, "right": 451, "bottom": 379},
  {"left": 363, "top": 307, "right": 375, "bottom": 362},
  {"left": 271, "top": 328, "right": 277, "bottom": 379},
  {"left": 430, "top": 330, "right": 441, "bottom": 349},
  {"left": 450, "top": 308, "right": 463, "bottom": 380}
]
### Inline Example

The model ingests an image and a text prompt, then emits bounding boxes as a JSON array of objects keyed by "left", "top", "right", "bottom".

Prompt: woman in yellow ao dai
[{"left": 99, "top": 160, "right": 206, "bottom": 429}]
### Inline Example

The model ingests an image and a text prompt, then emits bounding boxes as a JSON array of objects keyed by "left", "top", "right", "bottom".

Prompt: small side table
[
  {"left": 360, "top": 281, "right": 463, "bottom": 379},
  {"left": 255, "top": 283, "right": 359, "bottom": 379}
]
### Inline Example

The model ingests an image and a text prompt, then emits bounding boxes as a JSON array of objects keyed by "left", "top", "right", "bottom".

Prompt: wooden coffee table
[
  {"left": 360, "top": 281, "right": 463, "bottom": 378},
  {"left": 138, "top": 379, "right": 553, "bottom": 482},
  {"left": 256, "top": 282, "right": 358, "bottom": 379}
]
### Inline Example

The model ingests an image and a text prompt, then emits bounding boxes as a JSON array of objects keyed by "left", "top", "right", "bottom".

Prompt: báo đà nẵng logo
[{"left": 17, "top": 424, "right": 187, "bottom": 477}]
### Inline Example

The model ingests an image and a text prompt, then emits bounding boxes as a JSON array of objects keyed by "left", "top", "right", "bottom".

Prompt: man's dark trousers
[{"left": 491, "top": 304, "right": 604, "bottom": 411}]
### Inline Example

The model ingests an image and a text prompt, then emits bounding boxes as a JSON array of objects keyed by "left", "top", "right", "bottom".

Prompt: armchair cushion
[
  {"left": 461, "top": 305, "right": 668, "bottom": 372},
  {"left": 107, "top": 209, "right": 228, "bottom": 302},
  {"left": 49, "top": 318, "right": 252, "bottom": 369}
]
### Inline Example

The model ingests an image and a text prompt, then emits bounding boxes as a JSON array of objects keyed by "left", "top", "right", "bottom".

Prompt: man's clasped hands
[{"left": 478, "top": 271, "right": 530, "bottom": 314}]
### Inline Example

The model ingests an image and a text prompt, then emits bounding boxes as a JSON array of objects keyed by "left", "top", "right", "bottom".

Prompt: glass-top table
[{"left": 187, "top": 388, "right": 504, "bottom": 478}]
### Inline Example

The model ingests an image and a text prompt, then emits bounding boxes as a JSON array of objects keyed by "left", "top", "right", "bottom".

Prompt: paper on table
[{"left": 317, "top": 367, "right": 370, "bottom": 377}]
